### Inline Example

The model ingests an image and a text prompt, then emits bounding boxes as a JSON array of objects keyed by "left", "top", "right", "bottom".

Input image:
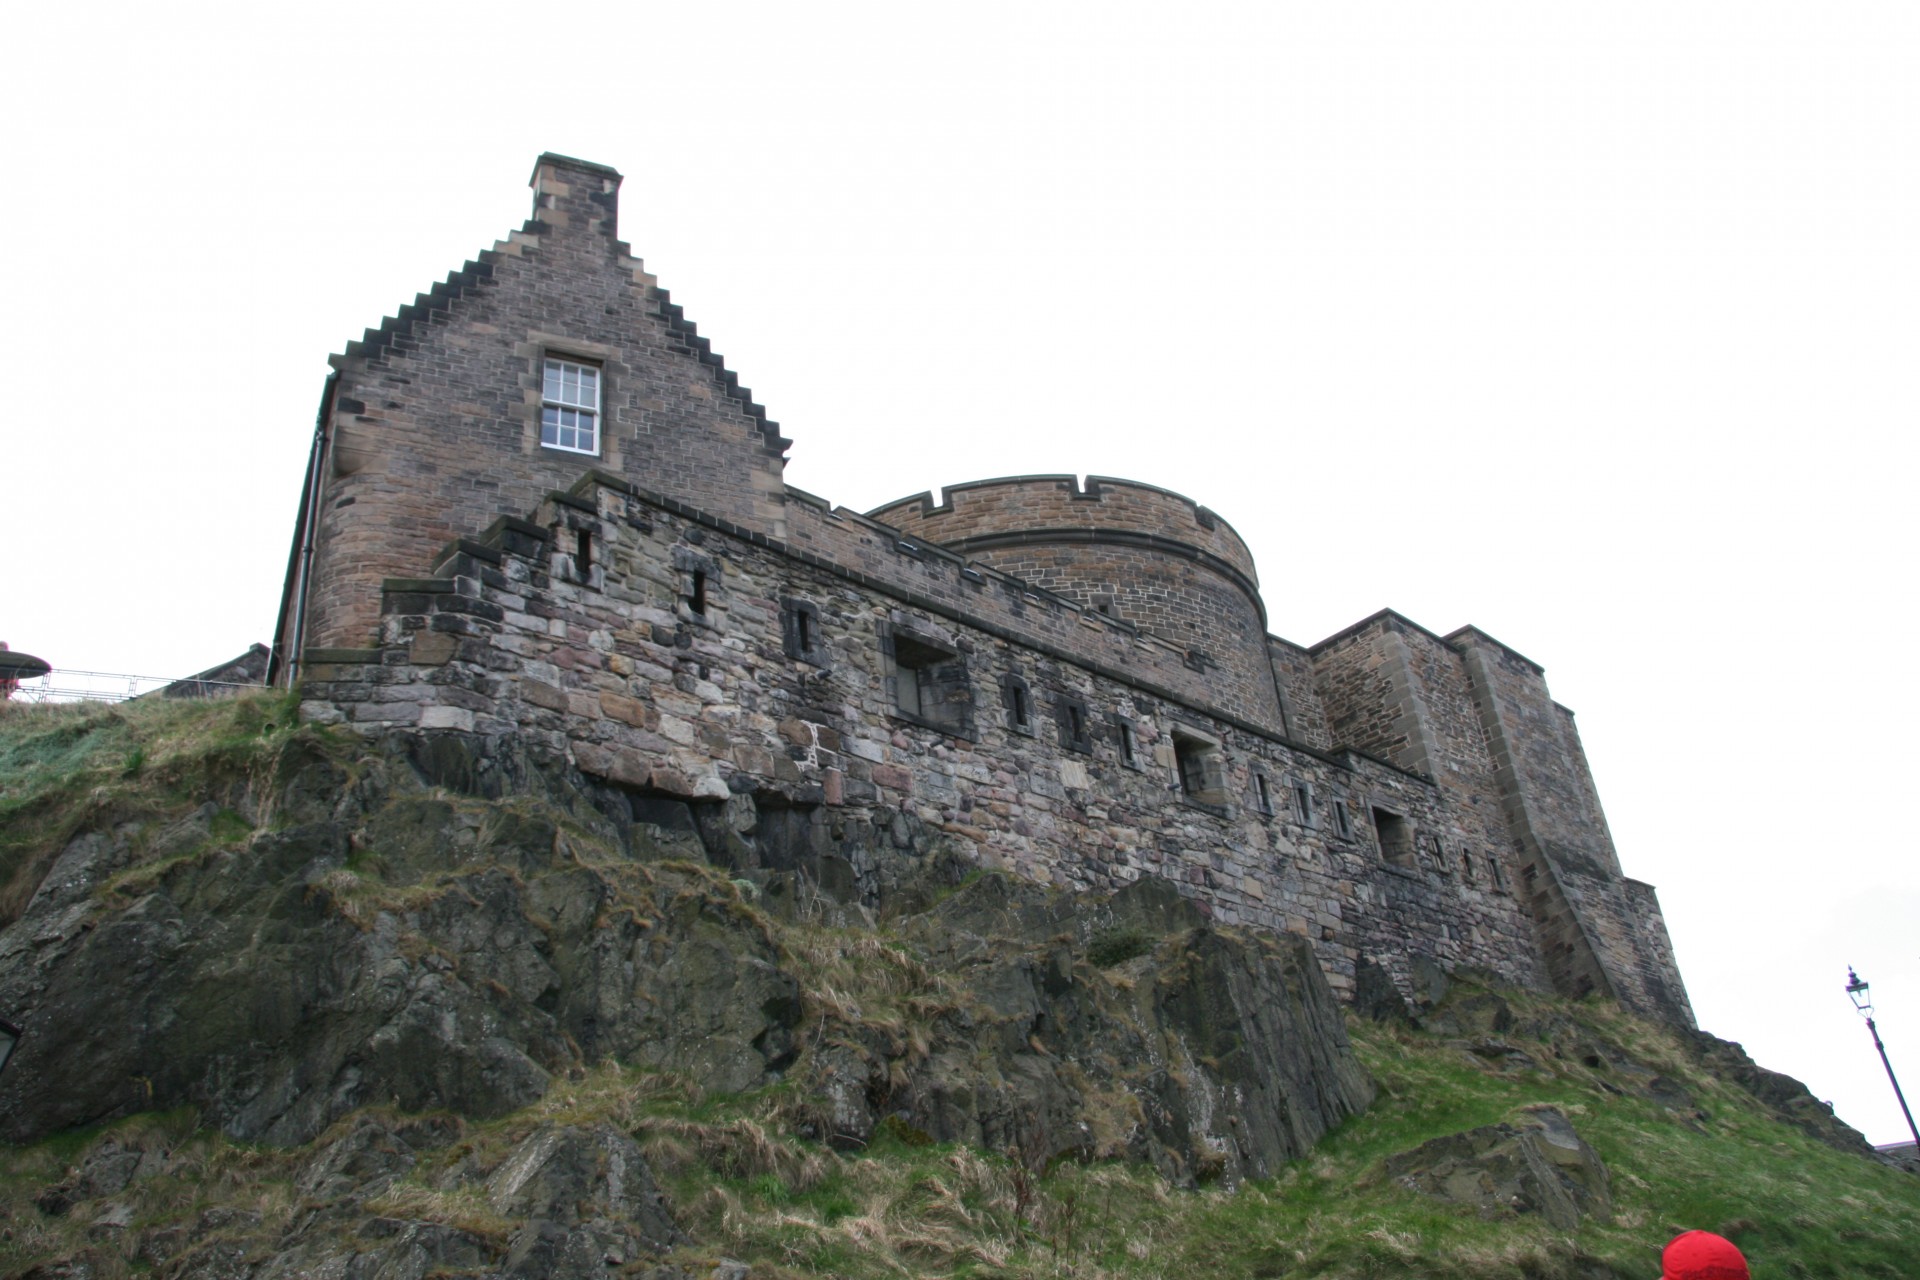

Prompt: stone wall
[
  {"left": 1452, "top": 630, "right": 1694, "bottom": 1025},
  {"left": 1306, "top": 615, "right": 1693, "bottom": 1025},
  {"left": 299, "top": 472, "right": 1548, "bottom": 1001}
]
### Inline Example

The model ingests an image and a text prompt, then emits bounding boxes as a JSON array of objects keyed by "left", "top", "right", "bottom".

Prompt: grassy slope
[{"left": 1, "top": 696, "right": 1916, "bottom": 1279}]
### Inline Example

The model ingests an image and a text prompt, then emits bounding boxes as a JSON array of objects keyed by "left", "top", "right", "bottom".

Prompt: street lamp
[{"left": 1845, "top": 967, "right": 1920, "bottom": 1151}]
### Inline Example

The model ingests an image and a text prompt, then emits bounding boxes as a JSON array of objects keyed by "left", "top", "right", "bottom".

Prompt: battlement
[{"left": 870, "top": 474, "right": 1257, "bottom": 584}]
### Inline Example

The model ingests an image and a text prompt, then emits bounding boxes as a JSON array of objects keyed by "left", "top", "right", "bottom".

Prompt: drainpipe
[{"left": 268, "top": 372, "right": 337, "bottom": 688}]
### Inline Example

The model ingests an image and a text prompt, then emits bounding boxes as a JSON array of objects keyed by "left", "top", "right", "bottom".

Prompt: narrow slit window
[
  {"left": 689, "top": 569, "right": 707, "bottom": 615},
  {"left": 1011, "top": 684, "right": 1028, "bottom": 729},
  {"left": 1056, "top": 694, "right": 1092, "bottom": 752},
  {"left": 1292, "top": 780, "right": 1316, "bottom": 827},
  {"left": 1255, "top": 774, "right": 1273, "bottom": 816},
  {"left": 541, "top": 358, "right": 601, "bottom": 454},
  {"left": 1460, "top": 850, "right": 1477, "bottom": 883},
  {"left": 1118, "top": 721, "right": 1136, "bottom": 766},
  {"left": 783, "top": 599, "right": 823, "bottom": 663},
  {"left": 1331, "top": 800, "right": 1353, "bottom": 839},
  {"left": 1176, "top": 742, "right": 1208, "bottom": 796},
  {"left": 573, "top": 528, "right": 592, "bottom": 580}
]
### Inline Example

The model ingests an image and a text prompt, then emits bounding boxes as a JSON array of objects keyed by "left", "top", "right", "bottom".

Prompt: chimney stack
[{"left": 528, "top": 153, "right": 624, "bottom": 239}]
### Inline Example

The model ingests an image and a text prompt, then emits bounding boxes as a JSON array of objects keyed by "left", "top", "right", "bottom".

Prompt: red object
[{"left": 1661, "top": 1230, "right": 1751, "bottom": 1280}]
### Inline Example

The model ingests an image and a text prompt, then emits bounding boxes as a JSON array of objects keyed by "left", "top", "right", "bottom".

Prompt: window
[
  {"left": 542, "top": 358, "right": 600, "bottom": 454},
  {"left": 688, "top": 569, "right": 707, "bottom": 616},
  {"left": 1460, "top": 849, "right": 1477, "bottom": 884},
  {"left": 1291, "top": 779, "right": 1316, "bottom": 828},
  {"left": 1001, "top": 675, "right": 1034, "bottom": 734},
  {"left": 888, "top": 627, "right": 971, "bottom": 735},
  {"left": 1489, "top": 854, "right": 1511, "bottom": 893},
  {"left": 1117, "top": 719, "right": 1137, "bottom": 767},
  {"left": 1330, "top": 799, "right": 1354, "bottom": 840},
  {"left": 1173, "top": 731, "right": 1226, "bottom": 807},
  {"left": 573, "top": 528, "right": 592, "bottom": 580},
  {"left": 783, "top": 599, "right": 823, "bottom": 664},
  {"left": 1254, "top": 773, "right": 1274, "bottom": 817},
  {"left": 1373, "top": 807, "right": 1415, "bottom": 869},
  {"left": 1057, "top": 694, "right": 1092, "bottom": 753}
]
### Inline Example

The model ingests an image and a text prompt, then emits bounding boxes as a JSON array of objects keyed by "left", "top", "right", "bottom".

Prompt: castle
[{"left": 271, "top": 154, "right": 1692, "bottom": 1024}]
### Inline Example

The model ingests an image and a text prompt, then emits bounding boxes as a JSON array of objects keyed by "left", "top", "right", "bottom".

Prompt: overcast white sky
[{"left": 4, "top": 2, "right": 1918, "bottom": 1145}]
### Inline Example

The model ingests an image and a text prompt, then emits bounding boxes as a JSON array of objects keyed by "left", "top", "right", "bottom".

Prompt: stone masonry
[{"left": 273, "top": 154, "right": 1694, "bottom": 1025}]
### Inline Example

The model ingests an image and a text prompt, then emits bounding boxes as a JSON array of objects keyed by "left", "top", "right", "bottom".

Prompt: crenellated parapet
[{"left": 869, "top": 476, "right": 1283, "bottom": 731}]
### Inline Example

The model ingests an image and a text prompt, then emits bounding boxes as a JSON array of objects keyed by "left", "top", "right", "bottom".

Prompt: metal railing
[{"left": 4, "top": 669, "right": 265, "bottom": 704}]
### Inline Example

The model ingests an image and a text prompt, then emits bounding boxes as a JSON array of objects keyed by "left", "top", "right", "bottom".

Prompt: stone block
[
  {"left": 410, "top": 631, "right": 459, "bottom": 665},
  {"left": 599, "top": 691, "right": 654, "bottom": 729},
  {"left": 522, "top": 680, "right": 568, "bottom": 711},
  {"left": 420, "top": 705, "right": 475, "bottom": 731},
  {"left": 573, "top": 742, "right": 652, "bottom": 788}
]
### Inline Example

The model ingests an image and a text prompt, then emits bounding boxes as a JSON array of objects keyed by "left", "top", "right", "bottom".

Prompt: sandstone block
[
  {"left": 420, "top": 706, "right": 475, "bottom": 731},
  {"left": 599, "top": 691, "right": 653, "bottom": 729},
  {"left": 522, "top": 680, "right": 568, "bottom": 711}
]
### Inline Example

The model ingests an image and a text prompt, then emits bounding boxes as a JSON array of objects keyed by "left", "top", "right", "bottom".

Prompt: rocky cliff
[
  {"left": 0, "top": 696, "right": 1373, "bottom": 1275},
  {"left": 0, "top": 695, "right": 1913, "bottom": 1279}
]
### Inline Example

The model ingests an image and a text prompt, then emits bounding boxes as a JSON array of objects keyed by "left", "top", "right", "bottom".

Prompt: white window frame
[{"left": 541, "top": 357, "right": 601, "bottom": 455}]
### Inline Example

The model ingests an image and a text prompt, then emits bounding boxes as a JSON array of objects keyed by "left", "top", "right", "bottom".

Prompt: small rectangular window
[
  {"left": 689, "top": 569, "right": 707, "bottom": 616},
  {"left": 795, "top": 609, "right": 812, "bottom": 653},
  {"left": 1330, "top": 800, "right": 1353, "bottom": 840},
  {"left": 1374, "top": 808, "right": 1415, "bottom": 868},
  {"left": 1117, "top": 720, "right": 1136, "bottom": 766},
  {"left": 1011, "top": 685, "right": 1029, "bottom": 728},
  {"left": 1173, "top": 731, "right": 1225, "bottom": 807},
  {"left": 573, "top": 528, "right": 592, "bottom": 580},
  {"left": 1255, "top": 774, "right": 1274, "bottom": 816},
  {"left": 541, "top": 358, "right": 601, "bottom": 454},
  {"left": 891, "top": 631, "right": 969, "bottom": 734},
  {"left": 1291, "top": 780, "right": 1316, "bottom": 828}
]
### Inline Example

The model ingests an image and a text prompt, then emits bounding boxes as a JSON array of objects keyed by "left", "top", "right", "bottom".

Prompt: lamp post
[{"left": 1845, "top": 967, "right": 1920, "bottom": 1151}]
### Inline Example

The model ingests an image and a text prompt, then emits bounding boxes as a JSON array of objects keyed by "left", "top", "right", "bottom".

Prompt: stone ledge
[{"left": 303, "top": 647, "right": 383, "bottom": 664}]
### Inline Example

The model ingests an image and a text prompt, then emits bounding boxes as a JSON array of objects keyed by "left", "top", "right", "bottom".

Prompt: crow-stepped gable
[{"left": 273, "top": 153, "right": 1693, "bottom": 1026}]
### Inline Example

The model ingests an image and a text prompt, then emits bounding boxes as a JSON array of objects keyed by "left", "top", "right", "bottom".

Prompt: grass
[
  {"left": 0, "top": 691, "right": 300, "bottom": 924},
  {"left": 5, "top": 976, "right": 1916, "bottom": 1278}
]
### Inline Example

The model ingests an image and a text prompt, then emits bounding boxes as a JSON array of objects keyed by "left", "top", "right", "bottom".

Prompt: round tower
[{"left": 868, "top": 475, "right": 1282, "bottom": 729}]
